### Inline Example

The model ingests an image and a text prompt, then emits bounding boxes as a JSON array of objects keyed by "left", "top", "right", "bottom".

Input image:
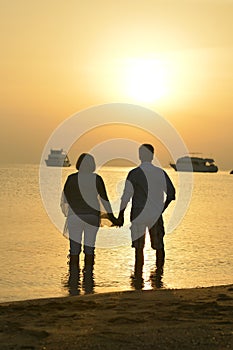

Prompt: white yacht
[
  {"left": 170, "top": 156, "right": 218, "bottom": 173},
  {"left": 45, "top": 149, "right": 71, "bottom": 167}
]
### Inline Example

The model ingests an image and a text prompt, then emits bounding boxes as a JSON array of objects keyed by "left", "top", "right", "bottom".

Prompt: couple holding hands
[{"left": 61, "top": 144, "right": 175, "bottom": 277}]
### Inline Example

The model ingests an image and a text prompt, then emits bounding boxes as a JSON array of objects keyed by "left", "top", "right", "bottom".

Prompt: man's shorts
[{"left": 131, "top": 216, "right": 165, "bottom": 250}]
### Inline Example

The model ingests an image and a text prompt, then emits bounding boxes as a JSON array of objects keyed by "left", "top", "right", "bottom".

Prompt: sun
[{"left": 125, "top": 58, "right": 168, "bottom": 103}]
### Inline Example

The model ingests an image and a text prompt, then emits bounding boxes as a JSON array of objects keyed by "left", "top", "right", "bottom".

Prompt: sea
[{"left": 0, "top": 164, "right": 232, "bottom": 303}]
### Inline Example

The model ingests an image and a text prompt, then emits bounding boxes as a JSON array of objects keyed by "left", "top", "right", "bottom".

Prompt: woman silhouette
[{"left": 61, "top": 153, "right": 118, "bottom": 270}]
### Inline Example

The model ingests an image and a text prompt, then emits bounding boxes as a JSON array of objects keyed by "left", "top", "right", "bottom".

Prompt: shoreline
[
  {"left": 0, "top": 283, "right": 232, "bottom": 306},
  {"left": 0, "top": 284, "right": 232, "bottom": 349}
]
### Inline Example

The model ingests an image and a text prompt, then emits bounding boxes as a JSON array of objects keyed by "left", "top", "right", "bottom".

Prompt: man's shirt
[{"left": 121, "top": 162, "right": 175, "bottom": 222}]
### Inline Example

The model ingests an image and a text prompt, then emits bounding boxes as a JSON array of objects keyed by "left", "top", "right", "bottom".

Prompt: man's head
[{"left": 139, "top": 144, "right": 154, "bottom": 162}]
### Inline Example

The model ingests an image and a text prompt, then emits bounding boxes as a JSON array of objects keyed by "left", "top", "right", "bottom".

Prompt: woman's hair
[{"left": 76, "top": 153, "right": 96, "bottom": 173}]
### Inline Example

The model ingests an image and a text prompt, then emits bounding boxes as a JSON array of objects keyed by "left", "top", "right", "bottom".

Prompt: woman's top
[{"left": 62, "top": 172, "right": 112, "bottom": 217}]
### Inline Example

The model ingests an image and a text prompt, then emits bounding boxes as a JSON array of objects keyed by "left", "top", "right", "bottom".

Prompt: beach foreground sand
[{"left": 0, "top": 285, "right": 232, "bottom": 350}]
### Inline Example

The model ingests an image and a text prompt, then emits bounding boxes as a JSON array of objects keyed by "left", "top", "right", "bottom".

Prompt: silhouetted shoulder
[
  {"left": 162, "top": 169, "right": 172, "bottom": 179},
  {"left": 126, "top": 167, "right": 147, "bottom": 185},
  {"left": 96, "top": 174, "right": 104, "bottom": 184},
  {"left": 162, "top": 169, "right": 169, "bottom": 176},
  {"left": 64, "top": 172, "right": 78, "bottom": 186},
  {"left": 150, "top": 165, "right": 169, "bottom": 178},
  {"left": 67, "top": 172, "right": 78, "bottom": 180},
  {"left": 127, "top": 167, "right": 142, "bottom": 177}
]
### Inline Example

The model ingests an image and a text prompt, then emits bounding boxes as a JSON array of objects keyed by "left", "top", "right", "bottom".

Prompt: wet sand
[{"left": 0, "top": 284, "right": 233, "bottom": 350}]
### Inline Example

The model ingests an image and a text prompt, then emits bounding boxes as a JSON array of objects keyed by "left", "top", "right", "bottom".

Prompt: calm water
[{"left": 0, "top": 164, "right": 232, "bottom": 302}]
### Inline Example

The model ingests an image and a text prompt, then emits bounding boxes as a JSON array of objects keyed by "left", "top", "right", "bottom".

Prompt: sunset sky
[{"left": 1, "top": 0, "right": 233, "bottom": 169}]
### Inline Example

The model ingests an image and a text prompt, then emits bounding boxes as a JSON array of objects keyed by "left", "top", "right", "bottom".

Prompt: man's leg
[
  {"left": 149, "top": 216, "right": 165, "bottom": 271},
  {"left": 131, "top": 223, "right": 146, "bottom": 280},
  {"left": 135, "top": 247, "right": 144, "bottom": 276},
  {"left": 156, "top": 248, "right": 165, "bottom": 270}
]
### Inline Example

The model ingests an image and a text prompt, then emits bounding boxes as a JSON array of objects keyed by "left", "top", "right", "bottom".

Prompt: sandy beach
[{"left": 0, "top": 284, "right": 232, "bottom": 350}]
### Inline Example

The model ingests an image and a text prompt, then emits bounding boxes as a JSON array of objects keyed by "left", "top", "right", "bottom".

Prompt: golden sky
[{"left": 1, "top": 0, "right": 233, "bottom": 169}]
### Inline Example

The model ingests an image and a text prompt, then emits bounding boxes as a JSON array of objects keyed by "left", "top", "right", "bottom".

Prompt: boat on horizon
[
  {"left": 170, "top": 155, "right": 218, "bottom": 173},
  {"left": 45, "top": 149, "right": 71, "bottom": 167}
]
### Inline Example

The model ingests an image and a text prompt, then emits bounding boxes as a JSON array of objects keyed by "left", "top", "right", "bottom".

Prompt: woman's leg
[
  {"left": 67, "top": 214, "right": 84, "bottom": 264},
  {"left": 80, "top": 215, "right": 99, "bottom": 273},
  {"left": 82, "top": 215, "right": 99, "bottom": 256}
]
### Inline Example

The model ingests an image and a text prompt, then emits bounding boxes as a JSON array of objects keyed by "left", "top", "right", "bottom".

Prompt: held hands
[
  {"left": 108, "top": 213, "right": 120, "bottom": 227},
  {"left": 108, "top": 211, "right": 124, "bottom": 227}
]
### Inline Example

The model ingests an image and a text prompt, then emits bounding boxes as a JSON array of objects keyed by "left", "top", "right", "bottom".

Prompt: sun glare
[{"left": 125, "top": 58, "right": 168, "bottom": 103}]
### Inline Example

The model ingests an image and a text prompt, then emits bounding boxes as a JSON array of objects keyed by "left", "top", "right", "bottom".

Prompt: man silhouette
[{"left": 118, "top": 144, "right": 175, "bottom": 278}]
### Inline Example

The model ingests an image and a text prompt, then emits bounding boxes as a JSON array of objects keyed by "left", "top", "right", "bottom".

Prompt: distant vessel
[
  {"left": 45, "top": 149, "right": 71, "bottom": 167},
  {"left": 170, "top": 156, "right": 218, "bottom": 173}
]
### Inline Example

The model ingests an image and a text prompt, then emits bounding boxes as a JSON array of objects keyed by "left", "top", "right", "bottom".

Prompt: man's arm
[
  {"left": 163, "top": 171, "right": 176, "bottom": 212},
  {"left": 118, "top": 175, "right": 134, "bottom": 226}
]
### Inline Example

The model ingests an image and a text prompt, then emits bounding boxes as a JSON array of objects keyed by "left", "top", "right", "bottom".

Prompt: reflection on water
[
  {"left": 82, "top": 268, "right": 95, "bottom": 294},
  {"left": 130, "top": 254, "right": 164, "bottom": 291},
  {"left": 150, "top": 268, "right": 164, "bottom": 289},
  {"left": 64, "top": 254, "right": 165, "bottom": 295},
  {"left": 63, "top": 260, "right": 81, "bottom": 296},
  {"left": 63, "top": 256, "right": 95, "bottom": 295},
  {"left": 130, "top": 273, "right": 144, "bottom": 290}
]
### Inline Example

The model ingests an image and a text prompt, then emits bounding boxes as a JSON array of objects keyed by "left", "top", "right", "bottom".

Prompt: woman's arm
[
  {"left": 60, "top": 188, "right": 69, "bottom": 217},
  {"left": 96, "top": 175, "right": 118, "bottom": 225}
]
